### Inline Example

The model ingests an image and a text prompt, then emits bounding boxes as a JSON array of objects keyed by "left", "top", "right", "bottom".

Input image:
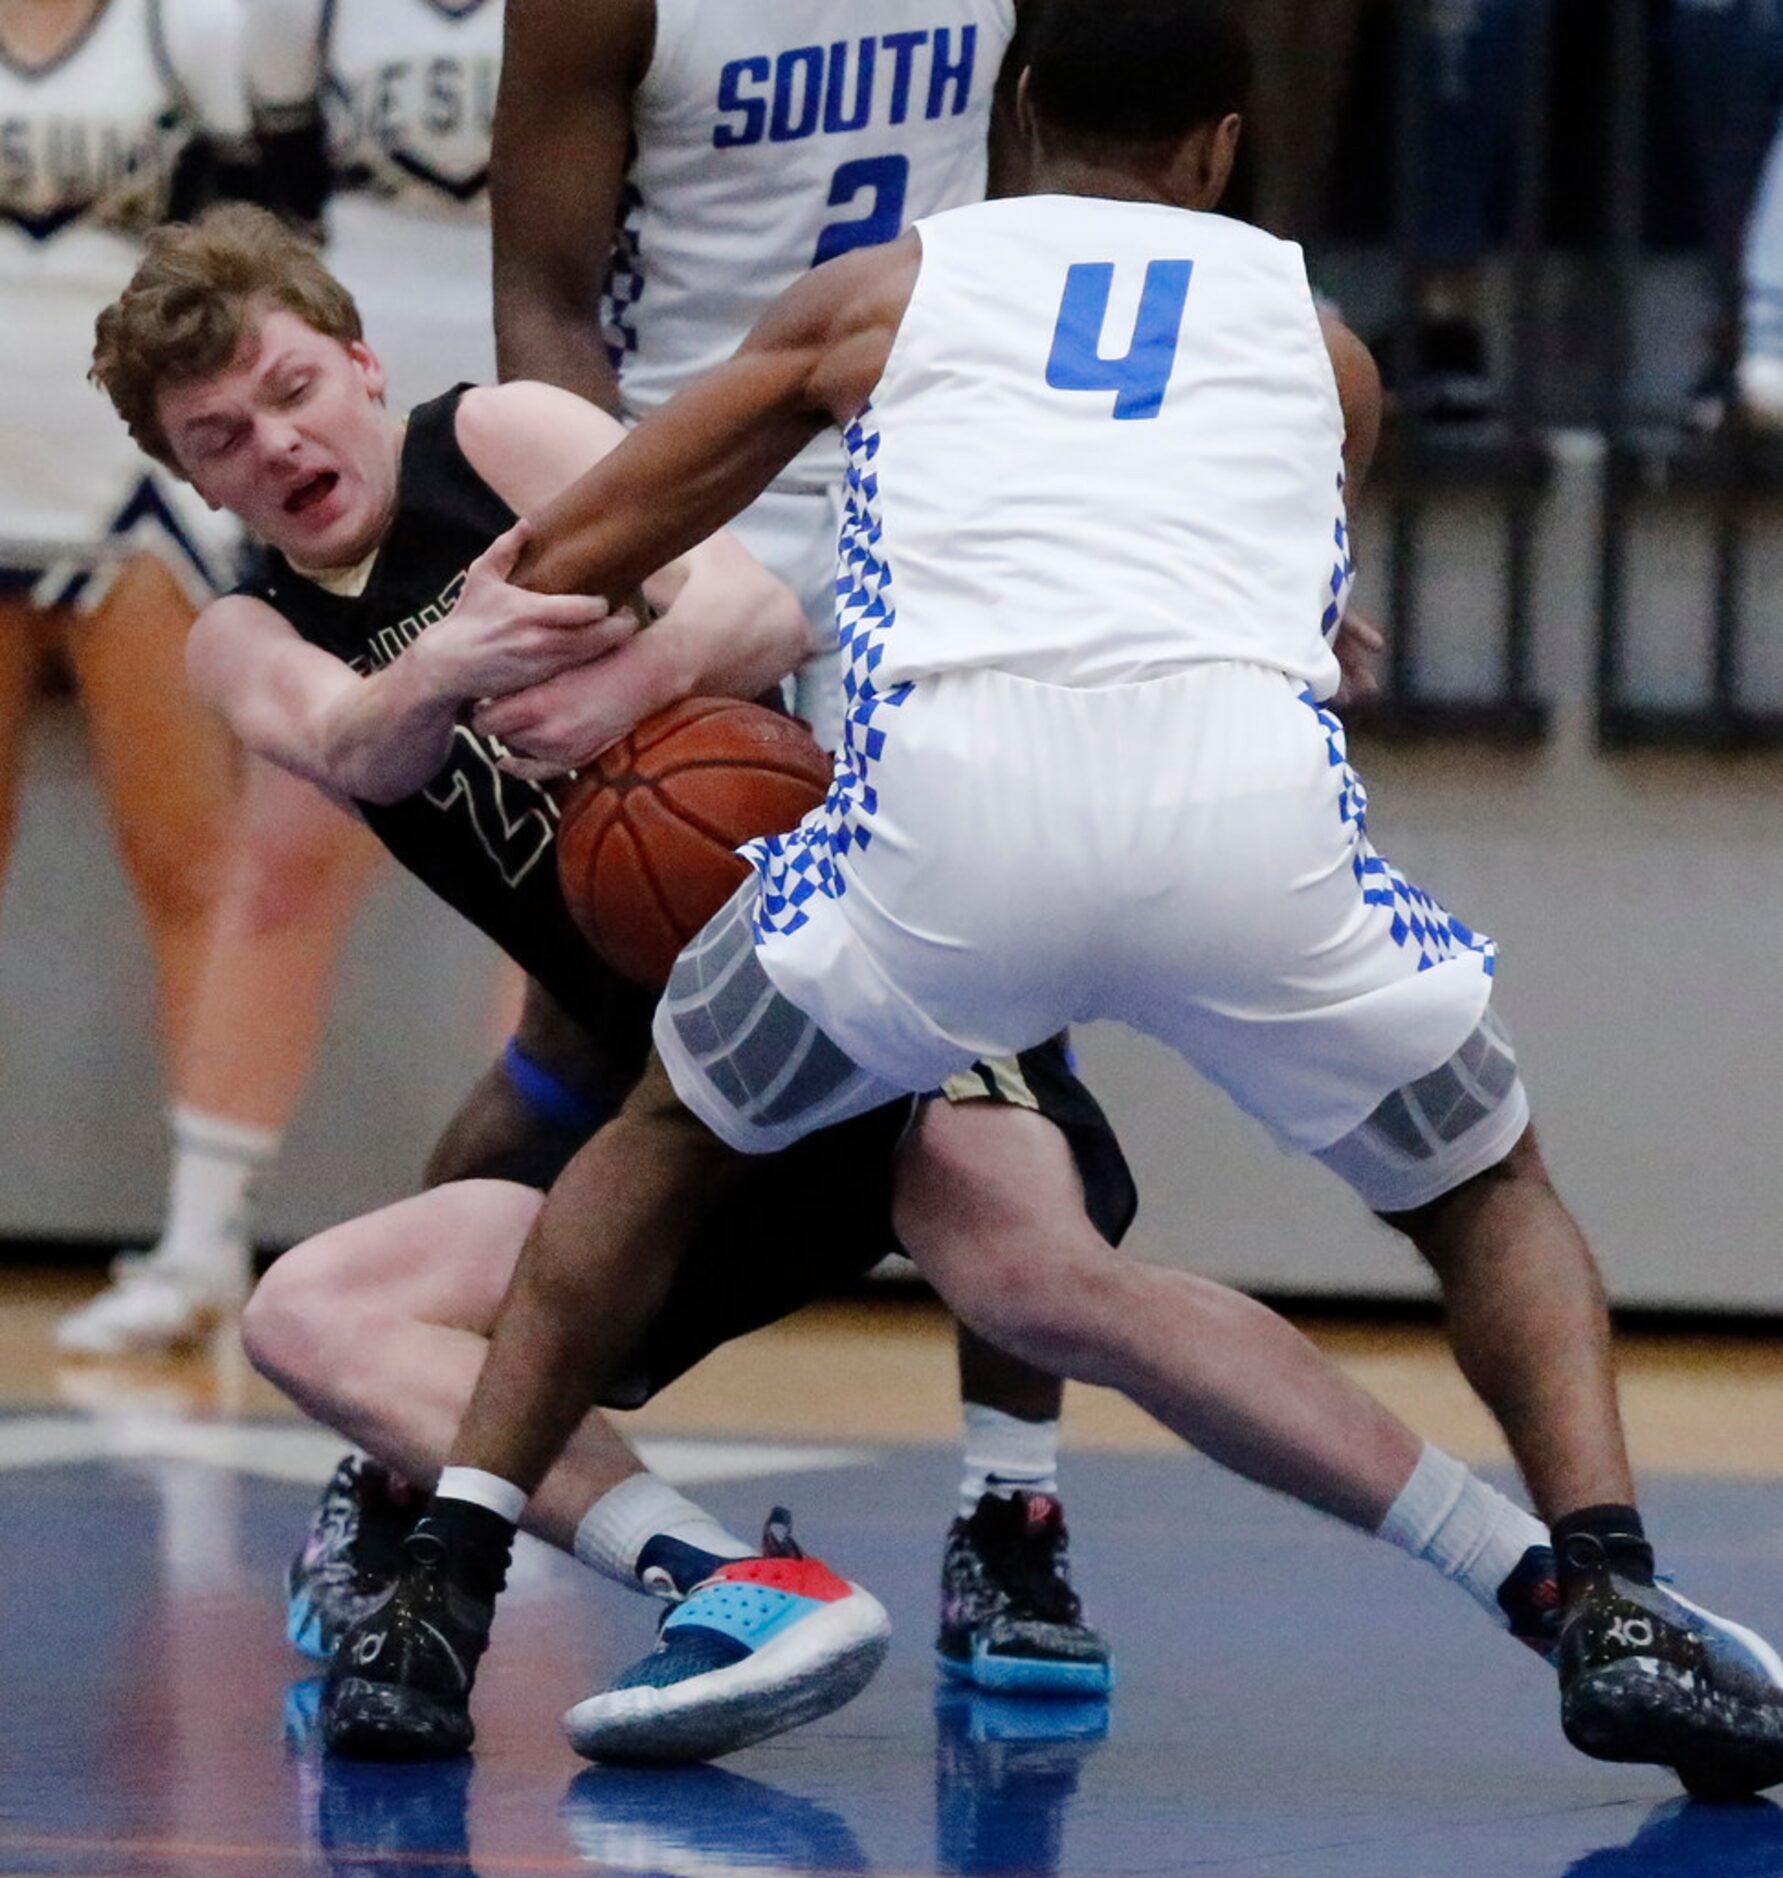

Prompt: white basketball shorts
[{"left": 656, "top": 660, "right": 1527, "bottom": 1210}]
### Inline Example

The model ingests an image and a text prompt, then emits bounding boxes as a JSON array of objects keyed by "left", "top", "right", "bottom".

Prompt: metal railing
[{"left": 1595, "top": 0, "right": 1783, "bottom": 750}]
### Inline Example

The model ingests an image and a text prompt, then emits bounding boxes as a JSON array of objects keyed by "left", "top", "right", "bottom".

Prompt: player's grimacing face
[{"left": 159, "top": 308, "right": 400, "bottom": 567}]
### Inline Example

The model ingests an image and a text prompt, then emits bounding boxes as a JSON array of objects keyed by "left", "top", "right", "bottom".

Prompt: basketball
[{"left": 556, "top": 697, "right": 833, "bottom": 988}]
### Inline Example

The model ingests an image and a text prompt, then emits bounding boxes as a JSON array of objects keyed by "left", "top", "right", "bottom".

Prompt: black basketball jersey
[{"left": 235, "top": 386, "right": 656, "bottom": 1085}]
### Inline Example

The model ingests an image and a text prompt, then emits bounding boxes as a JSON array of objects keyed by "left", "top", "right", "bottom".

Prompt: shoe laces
[
  {"left": 305, "top": 1460, "right": 415, "bottom": 1594},
  {"left": 969, "top": 1497, "right": 1081, "bottom": 1625}
]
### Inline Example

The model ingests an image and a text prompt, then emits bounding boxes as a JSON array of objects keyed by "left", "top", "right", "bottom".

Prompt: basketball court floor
[{"left": 6, "top": 1270, "right": 1783, "bottom": 1877}]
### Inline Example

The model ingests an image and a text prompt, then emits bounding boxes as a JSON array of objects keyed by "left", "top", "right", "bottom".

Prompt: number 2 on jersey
[
  {"left": 812, "top": 154, "right": 909, "bottom": 265},
  {"left": 1045, "top": 259, "right": 1195, "bottom": 421}
]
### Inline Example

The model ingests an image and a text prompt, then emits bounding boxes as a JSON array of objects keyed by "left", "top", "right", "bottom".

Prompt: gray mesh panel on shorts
[
  {"left": 1315, "top": 1011, "right": 1527, "bottom": 1212},
  {"left": 657, "top": 884, "right": 904, "bottom": 1151}
]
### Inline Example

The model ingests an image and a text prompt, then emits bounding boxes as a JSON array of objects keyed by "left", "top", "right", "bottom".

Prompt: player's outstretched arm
[
  {"left": 512, "top": 236, "right": 921, "bottom": 606},
  {"left": 450, "top": 381, "right": 811, "bottom": 771},
  {"left": 491, "top": 0, "right": 653, "bottom": 409},
  {"left": 473, "top": 534, "right": 810, "bottom": 778},
  {"left": 187, "top": 525, "right": 625, "bottom": 803}
]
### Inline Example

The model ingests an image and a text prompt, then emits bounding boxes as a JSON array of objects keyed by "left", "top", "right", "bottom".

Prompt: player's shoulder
[
  {"left": 454, "top": 381, "right": 622, "bottom": 456},
  {"left": 192, "top": 588, "right": 295, "bottom": 642},
  {"left": 185, "top": 588, "right": 301, "bottom": 700},
  {"left": 776, "top": 230, "right": 921, "bottom": 340},
  {"left": 454, "top": 381, "right": 627, "bottom": 512}
]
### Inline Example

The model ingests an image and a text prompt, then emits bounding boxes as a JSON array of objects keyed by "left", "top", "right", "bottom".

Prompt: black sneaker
[
  {"left": 1498, "top": 1542, "right": 1562, "bottom": 1663},
  {"left": 287, "top": 1456, "right": 421, "bottom": 1662},
  {"left": 937, "top": 1492, "right": 1112, "bottom": 1697},
  {"left": 320, "top": 1528, "right": 493, "bottom": 1760},
  {"left": 1558, "top": 1536, "right": 1783, "bottom": 1800}
]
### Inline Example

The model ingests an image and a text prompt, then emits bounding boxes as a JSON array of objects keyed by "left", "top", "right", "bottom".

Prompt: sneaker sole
[
  {"left": 1564, "top": 1657, "right": 1783, "bottom": 1798},
  {"left": 285, "top": 1582, "right": 330, "bottom": 1662},
  {"left": 564, "top": 1587, "right": 891, "bottom": 1765},
  {"left": 321, "top": 1678, "right": 475, "bottom": 1760},
  {"left": 54, "top": 1299, "right": 235, "bottom": 1359},
  {"left": 937, "top": 1647, "right": 1113, "bottom": 1698}
]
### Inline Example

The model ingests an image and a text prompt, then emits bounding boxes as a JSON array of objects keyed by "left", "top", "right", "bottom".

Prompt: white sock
[
  {"left": 573, "top": 1473, "right": 754, "bottom": 1594},
  {"left": 960, "top": 1403, "right": 1061, "bottom": 1518},
  {"left": 155, "top": 1106, "right": 280, "bottom": 1280},
  {"left": 1376, "top": 1443, "right": 1547, "bottom": 1630},
  {"left": 435, "top": 1466, "right": 527, "bottom": 1526}
]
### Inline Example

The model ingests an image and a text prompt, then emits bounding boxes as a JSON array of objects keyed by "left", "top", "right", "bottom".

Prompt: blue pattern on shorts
[
  {"left": 1298, "top": 690, "right": 1496, "bottom": 976},
  {"left": 1323, "top": 470, "right": 1357, "bottom": 644},
  {"left": 745, "top": 405, "right": 911, "bottom": 941}
]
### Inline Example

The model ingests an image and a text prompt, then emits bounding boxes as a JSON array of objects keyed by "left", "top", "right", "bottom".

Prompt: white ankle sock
[
  {"left": 155, "top": 1106, "right": 280, "bottom": 1280},
  {"left": 960, "top": 1404, "right": 1061, "bottom": 1518},
  {"left": 435, "top": 1466, "right": 527, "bottom": 1526},
  {"left": 1377, "top": 1443, "right": 1547, "bottom": 1629},
  {"left": 572, "top": 1473, "right": 753, "bottom": 1591}
]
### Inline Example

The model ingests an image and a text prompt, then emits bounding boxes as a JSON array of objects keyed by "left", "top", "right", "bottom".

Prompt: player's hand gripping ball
[{"left": 556, "top": 697, "right": 833, "bottom": 988}]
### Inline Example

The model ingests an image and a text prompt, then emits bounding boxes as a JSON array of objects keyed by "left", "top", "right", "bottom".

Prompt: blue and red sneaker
[{"left": 563, "top": 1509, "right": 890, "bottom": 1764}]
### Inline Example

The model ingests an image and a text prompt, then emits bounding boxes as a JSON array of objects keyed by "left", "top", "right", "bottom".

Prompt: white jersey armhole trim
[
  {"left": 1281, "top": 238, "right": 1347, "bottom": 442},
  {"left": 635, "top": 0, "right": 696, "bottom": 115},
  {"left": 865, "top": 223, "right": 931, "bottom": 419}
]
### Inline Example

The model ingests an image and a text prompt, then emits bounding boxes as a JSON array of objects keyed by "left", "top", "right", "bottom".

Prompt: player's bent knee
[
  {"left": 1315, "top": 1009, "right": 1532, "bottom": 1216},
  {"left": 240, "top": 1238, "right": 366, "bottom": 1395},
  {"left": 922, "top": 1228, "right": 1126, "bottom": 1376}
]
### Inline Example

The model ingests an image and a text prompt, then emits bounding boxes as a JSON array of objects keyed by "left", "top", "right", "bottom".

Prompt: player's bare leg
[
  {"left": 318, "top": 1056, "right": 888, "bottom": 1762},
  {"left": 1378, "top": 1129, "right": 1783, "bottom": 1794},
  {"left": 51, "top": 558, "right": 264, "bottom": 1358},
  {"left": 61, "top": 760, "right": 385, "bottom": 1357},
  {"left": 245, "top": 1178, "right": 762, "bottom": 1662},
  {"left": 63, "top": 554, "right": 233, "bottom": 1049},
  {"left": 448, "top": 1056, "right": 738, "bottom": 1492},
  {"left": 947, "top": 1318, "right": 1113, "bottom": 1695},
  {"left": 0, "top": 596, "right": 47, "bottom": 906},
  {"left": 908, "top": 1101, "right": 1783, "bottom": 1796},
  {"left": 899, "top": 1102, "right": 1422, "bottom": 1529},
  {"left": 1385, "top": 1127, "right": 1634, "bottom": 1522},
  {"left": 243, "top": 1182, "right": 646, "bottom": 1548}
]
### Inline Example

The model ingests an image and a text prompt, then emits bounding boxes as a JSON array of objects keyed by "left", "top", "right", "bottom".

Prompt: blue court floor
[{"left": 5, "top": 1426, "right": 1783, "bottom": 1876}]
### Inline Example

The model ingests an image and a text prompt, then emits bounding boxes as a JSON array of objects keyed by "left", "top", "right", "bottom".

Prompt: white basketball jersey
[
  {"left": 245, "top": 0, "right": 499, "bottom": 223},
  {"left": 244, "top": 0, "right": 500, "bottom": 404},
  {"left": 844, "top": 196, "right": 1352, "bottom": 695},
  {"left": 0, "top": 0, "right": 246, "bottom": 255},
  {"left": 1, "top": 0, "right": 248, "bottom": 563},
  {"left": 608, "top": 0, "right": 1014, "bottom": 483},
  {"left": 321, "top": 0, "right": 498, "bottom": 221}
]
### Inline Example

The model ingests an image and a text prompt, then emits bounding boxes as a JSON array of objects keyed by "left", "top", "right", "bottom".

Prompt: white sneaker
[
  {"left": 55, "top": 1267, "right": 246, "bottom": 1358},
  {"left": 1737, "top": 353, "right": 1783, "bottom": 428}
]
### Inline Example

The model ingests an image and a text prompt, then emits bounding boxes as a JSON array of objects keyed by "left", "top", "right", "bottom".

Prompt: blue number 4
[{"left": 1045, "top": 260, "right": 1194, "bottom": 421}]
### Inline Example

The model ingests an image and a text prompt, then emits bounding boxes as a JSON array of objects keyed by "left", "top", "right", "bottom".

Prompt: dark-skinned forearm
[{"left": 510, "top": 374, "right": 826, "bottom": 601}]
